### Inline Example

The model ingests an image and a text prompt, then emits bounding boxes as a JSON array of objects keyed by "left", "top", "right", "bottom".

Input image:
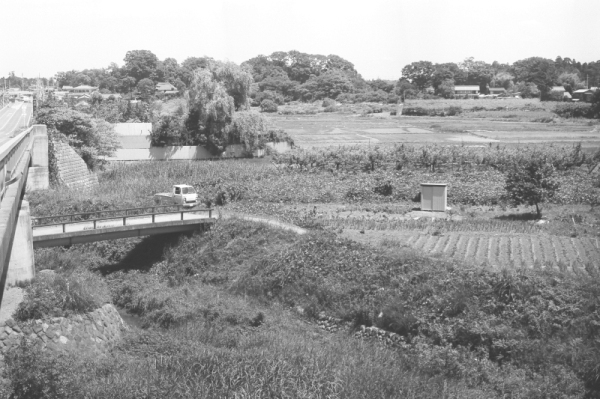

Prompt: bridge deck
[{"left": 32, "top": 209, "right": 215, "bottom": 248}]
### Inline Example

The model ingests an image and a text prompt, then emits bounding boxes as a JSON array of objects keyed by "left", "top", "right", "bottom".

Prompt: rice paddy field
[{"left": 267, "top": 106, "right": 600, "bottom": 150}]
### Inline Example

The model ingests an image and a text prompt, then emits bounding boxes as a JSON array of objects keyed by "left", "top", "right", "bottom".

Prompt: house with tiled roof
[
  {"left": 156, "top": 82, "right": 177, "bottom": 92},
  {"left": 454, "top": 85, "right": 480, "bottom": 97}
]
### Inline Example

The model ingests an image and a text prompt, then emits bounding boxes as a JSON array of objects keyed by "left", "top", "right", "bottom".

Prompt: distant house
[
  {"left": 572, "top": 89, "right": 595, "bottom": 102},
  {"left": 454, "top": 85, "right": 480, "bottom": 96},
  {"left": 101, "top": 93, "right": 122, "bottom": 102},
  {"left": 71, "top": 85, "right": 98, "bottom": 94},
  {"left": 156, "top": 82, "right": 177, "bottom": 93},
  {"left": 489, "top": 87, "right": 506, "bottom": 95},
  {"left": 74, "top": 101, "right": 90, "bottom": 108},
  {"left": 550, "top": 86, "right": 571, "bottom": 100},
  {"left": 62, "top": 86, "right": 74, "bottom": 92}
]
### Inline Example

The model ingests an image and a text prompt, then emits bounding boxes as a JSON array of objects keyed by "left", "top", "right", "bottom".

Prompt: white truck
[{"left": 154, "top": 184, "right": 198, "bottom": 207}]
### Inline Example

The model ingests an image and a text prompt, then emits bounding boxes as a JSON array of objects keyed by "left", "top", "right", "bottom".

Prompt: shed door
[
  {"left": 421, "top": 186, "right": 433, "bottom": 210},
  {"left": 432, "top": 186, "right": 446, "bottom": 211}
]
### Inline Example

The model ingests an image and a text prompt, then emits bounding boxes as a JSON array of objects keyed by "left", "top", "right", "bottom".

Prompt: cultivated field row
[{"left": 396, "top": 232, "right": 600, "bottom": 272}]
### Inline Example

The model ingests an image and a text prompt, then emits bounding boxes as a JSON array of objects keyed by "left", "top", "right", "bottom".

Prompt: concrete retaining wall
[
  {"left": 0, "top": 304, "right": 127, "bottom": 356},
  {"left": 107, "top": 142, "right": 292, "bottom": 161},
  {"left": 114, "top": 123, "right": 152, "bottom": 149},
  {"left": 5, "top": 201, "right": 34, "bottom": 286},
  {"left": 51, "top": 139, "right": 98, "bottom": 190},
  {"left": 26, "top": 125, "right": 49, "bottom": 191}
]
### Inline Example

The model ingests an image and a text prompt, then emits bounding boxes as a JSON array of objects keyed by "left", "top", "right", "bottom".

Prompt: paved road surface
[
  {"left": 0, "top": 101, "right": 32, "bottom": 146},
  {"left": 32, "top": 211, "right": 212, "bottom": 237}
]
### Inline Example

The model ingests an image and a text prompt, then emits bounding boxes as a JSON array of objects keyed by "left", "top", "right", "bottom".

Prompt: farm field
[
  {"left": 342, "top": 230, "right": 600, "bottom": 272},
  {"left": 267, "top": 112, "right": 600, "bottom": 149}
]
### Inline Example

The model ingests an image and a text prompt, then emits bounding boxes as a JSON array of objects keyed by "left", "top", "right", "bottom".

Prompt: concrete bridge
[{"left": 32, "top": 206, "right": 215, "bottom": 247}]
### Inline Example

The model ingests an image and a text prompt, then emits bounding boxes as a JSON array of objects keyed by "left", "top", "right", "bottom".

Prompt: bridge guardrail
[
  {"left": 32, "top": 206, "right": 214, "bottom": 233},
  {"left": 0, "top": 126, "right": 33, "bottom": 202}
]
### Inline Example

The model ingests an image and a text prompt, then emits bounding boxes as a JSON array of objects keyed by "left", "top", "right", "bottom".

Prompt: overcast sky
[{"left": 2, "top": 0, "right": 599, "bottom": 81}]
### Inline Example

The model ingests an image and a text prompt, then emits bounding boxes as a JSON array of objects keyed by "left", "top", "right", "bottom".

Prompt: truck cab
[
  {"left": 154, "top": 184, "right": 198, "bottom": 207},
  {"left": 172, "top": 184, "right": 197, "bottom": 206}
]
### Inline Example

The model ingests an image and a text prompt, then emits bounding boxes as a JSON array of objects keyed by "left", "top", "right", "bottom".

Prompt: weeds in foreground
[{"left": 14, "top": 269, "right": 110, "bottom": 321}]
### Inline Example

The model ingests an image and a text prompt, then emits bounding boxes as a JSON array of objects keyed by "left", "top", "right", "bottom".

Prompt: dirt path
[{"left": 219, "top": 212, "right": 307, "bottom": 235}]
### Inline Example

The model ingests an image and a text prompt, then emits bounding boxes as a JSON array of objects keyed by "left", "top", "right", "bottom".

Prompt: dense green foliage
[
  {"left": 553, "top": 103, "right": 594, "bottom": 118},
  {"left": 5, "top": 217, "right": 599, "bottom": 397},
  {"left": 505, "top": 157, "right": 560, "bottom": 218},
  {"left": 259, "top": 99, "right": 278, "bottom": 113},
  {"left": 35, "top": 100, "right": 120, "bottom": 169},
  {"left": 14, "top": 269, "right": 110, "bottom": 321}
]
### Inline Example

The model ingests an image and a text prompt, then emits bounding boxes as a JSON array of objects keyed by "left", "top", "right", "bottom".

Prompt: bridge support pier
[
  {"left": 26, "top": 125, "right": 49, "bottom": 191},
  {"left": 6, "top": 201, "right": 34, "bottom": 285}
]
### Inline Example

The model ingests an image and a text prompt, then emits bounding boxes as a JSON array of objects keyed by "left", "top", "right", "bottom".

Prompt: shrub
[
  {"left": 553, "top": 102, "right": 593, "bottom": 118},
  {"left": 260, "top": 99, "right": 278, "bottom": 113},
  {"left": 322, "top": 98, "right": 336, "bottom": 107},
  {"left": 2, "top": 340, "right": 83, "bottom": 398},
  {"left": 504, "top": 157, "right": 560, "bottom": 218},
  {"left": 373, "top": 181, "right": 393, "bottom": 196},
  {"left": 14, "top": 270, "right": 110, "bottom": 321},
  {"left": 447, "top": 105, "right": 462, "bottom": 116}
]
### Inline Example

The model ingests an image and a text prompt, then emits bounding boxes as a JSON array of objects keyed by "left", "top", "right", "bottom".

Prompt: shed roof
[
  {"left": 420, "top": 183, "right": 447, "bottom": 186},
  {"left": 454, "top": 85, "right": 479, "bottom": 90},
  {"left": 156, "top": 82, "right": 177, "bottom": 91},
  {"left": 573, "top": 89, "right": 592, "bottom": 94}
]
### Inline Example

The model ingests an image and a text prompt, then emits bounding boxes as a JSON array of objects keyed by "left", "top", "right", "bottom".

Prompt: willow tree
[{"left": 186, "top": 61, "right": 253, "bottom": 153}]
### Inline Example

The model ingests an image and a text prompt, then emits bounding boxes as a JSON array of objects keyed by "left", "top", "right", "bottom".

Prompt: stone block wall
[
  {"left": 0, "top": 304, "right": 127, "bottom": 356},
  {"left": 51, "top": 139, "right": 98, "bottom": 190}
]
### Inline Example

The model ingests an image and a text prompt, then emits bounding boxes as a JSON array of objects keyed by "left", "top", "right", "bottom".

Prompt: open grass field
[{"left": 267, "top": 111, "right": 600, "bottom": 149}]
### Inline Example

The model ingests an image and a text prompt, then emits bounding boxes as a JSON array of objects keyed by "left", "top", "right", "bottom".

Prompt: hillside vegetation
[
  {"left": 6, "top": 146, "right": 599, "bottom": 397},
  {"left": 3, "top": 216, "right": 599, "bottom": 397}
]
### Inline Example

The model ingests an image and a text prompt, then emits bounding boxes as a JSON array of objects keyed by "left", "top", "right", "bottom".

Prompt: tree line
[
  {"left": 399, "top": 56, "right": 600, "bottom": 100},
  {"left": 6, "top": 51, "right": 599, "bottom": 103}
]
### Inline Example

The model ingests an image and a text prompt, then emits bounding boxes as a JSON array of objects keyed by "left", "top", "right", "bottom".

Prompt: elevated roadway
[{"left": 0, "top": 102, "right": 32, "bottom": 146}]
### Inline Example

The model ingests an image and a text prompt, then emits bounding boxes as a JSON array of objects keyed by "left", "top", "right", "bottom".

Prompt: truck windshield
[{"left": 182, "top": 187, "right": 195, "bottom": 194}]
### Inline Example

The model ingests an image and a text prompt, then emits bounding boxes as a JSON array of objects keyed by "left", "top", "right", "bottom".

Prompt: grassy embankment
[{"left": 2, "top": 155, "right": 598, "bottom": 397}]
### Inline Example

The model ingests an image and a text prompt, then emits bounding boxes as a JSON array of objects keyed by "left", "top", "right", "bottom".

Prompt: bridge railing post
[
  {"left": 209, "top": 209, "right": 212, "bottom": 218},
  {"left": 93, "top": 220, "right": 97, "bottom": 229},
  {"left": 152, "top": 214, "right": 155, "bottom": 223},
  {"left": 180, "top": 211, "right": 184, "bottom": 221}
]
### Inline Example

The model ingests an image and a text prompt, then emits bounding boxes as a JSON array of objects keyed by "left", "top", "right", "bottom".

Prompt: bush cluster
[
  {"left": 403, "top": 105, "right": 463, "bottom": 116},
  {"left": 553, "top": 102, "right": 593, "bottom": 118},
  {"left": 14, "top": 270, "right": 110, "bottom": 321},
  {"left": 259, "top": 99, "right": 278, "bottom": 113}
]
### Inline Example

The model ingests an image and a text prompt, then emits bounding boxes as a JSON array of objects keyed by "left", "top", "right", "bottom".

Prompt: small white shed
[{"left": 420, "top": 183, "right": 447, "bottom": 212}]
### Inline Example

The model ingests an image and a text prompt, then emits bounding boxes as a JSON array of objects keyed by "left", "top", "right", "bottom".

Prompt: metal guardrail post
[
  {"left": 62, "top": 224, "right": 65, "bottom": 233},
  {"left": 123, "top": 217, "right": 126, "bottom": 226},
  {"left": 209, "top": 209, "right": 212, "bottom": 218},
  {"left": 152, "top": 214, "right": 155, "bottom": 223},
  {"left": 180, "top": 212, "right": 184, "bottom": 221}
]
